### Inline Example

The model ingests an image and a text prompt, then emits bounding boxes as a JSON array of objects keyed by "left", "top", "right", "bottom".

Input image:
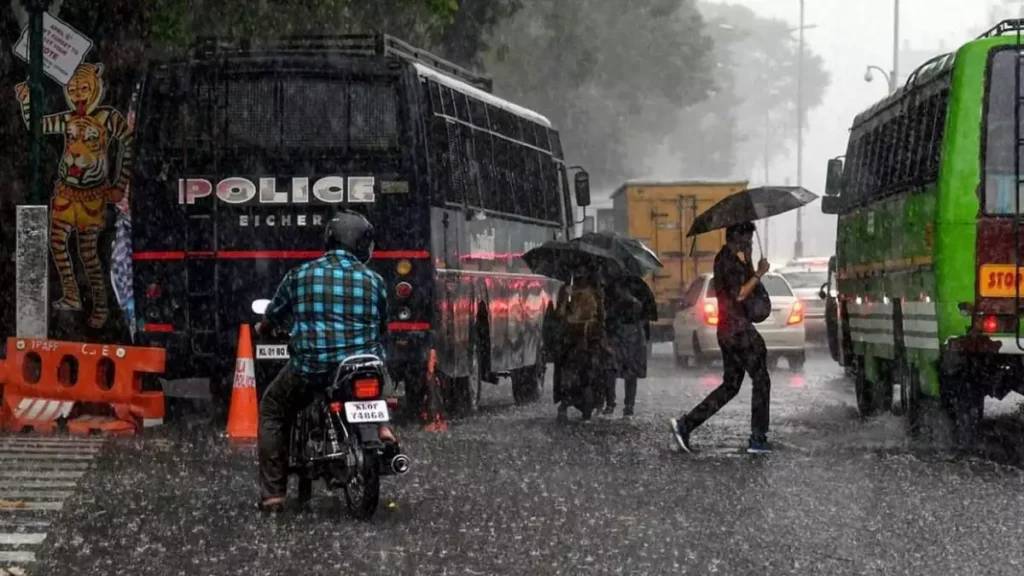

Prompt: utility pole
[{"left": 794, "top": 0, "right": 805, "bottom": 259}]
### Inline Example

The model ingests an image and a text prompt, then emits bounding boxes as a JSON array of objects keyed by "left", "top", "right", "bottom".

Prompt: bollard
[{"left": 15, "top": 205, "right": 49, "bottom": 338}]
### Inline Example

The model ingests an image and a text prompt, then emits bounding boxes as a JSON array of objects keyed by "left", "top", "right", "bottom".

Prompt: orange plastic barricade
[
  {"left": 0, "top": 338, "right": 166, "bottom": 436},
  {"left": 226, "top": 325, "right": 258, "bottom": 441}
]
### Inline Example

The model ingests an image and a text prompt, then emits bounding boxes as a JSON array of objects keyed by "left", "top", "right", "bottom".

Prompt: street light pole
[
  {"left": 892, "top": 0, "right": 900, "bottom": 91},
  {"left": 794, "top": 0, "right": 805, "bottom": 260}
]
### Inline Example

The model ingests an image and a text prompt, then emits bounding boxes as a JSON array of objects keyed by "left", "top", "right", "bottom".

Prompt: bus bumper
[{"left": 946, "top": 334, "right": 1024, "bottom": 399}]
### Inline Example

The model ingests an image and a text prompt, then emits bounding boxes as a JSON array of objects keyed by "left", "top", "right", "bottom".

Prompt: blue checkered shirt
[{"left": 264, "top": 250, "right": 388, "bottom": 375}]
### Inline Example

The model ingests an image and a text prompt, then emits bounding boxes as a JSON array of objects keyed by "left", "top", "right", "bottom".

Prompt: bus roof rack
[
  {"left": 189, "top": 34, "right": 494, "bottom": 93},
  {"left": 977, "top": 19, "right": 1024, "bottom": 40}
]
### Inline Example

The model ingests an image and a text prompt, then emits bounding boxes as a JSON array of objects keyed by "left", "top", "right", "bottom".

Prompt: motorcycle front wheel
[{"left": 343, "top": 452, "right": 380, "bottom": 521}]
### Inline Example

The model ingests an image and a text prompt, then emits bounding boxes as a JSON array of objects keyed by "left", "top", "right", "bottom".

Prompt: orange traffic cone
[{"left": 226, "top": 324, "right": 259, "bottom": 440}]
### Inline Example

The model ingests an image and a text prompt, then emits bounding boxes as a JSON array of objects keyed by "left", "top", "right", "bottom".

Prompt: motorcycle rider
[{"left": 254, "top": 210, "right": 396, "bottom": 513}]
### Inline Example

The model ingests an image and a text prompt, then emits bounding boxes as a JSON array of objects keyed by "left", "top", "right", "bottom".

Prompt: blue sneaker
[
  {"left": 669, "top": 418, "right": 693, "bottom": 453},
  {"left": 746, "top": 438, "right": 773, "bottom": 454}
]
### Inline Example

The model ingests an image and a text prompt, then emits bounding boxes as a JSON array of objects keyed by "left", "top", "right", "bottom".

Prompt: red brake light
[
  {"left": 329, "top": 401, "right": 343, "bottom": 413},
  {"left": 146, "top": 283, "right": 162, "bottom": 299},
  {"left": 982, "top": 315, "right": 999, "bottom": 333},
  {"left": 353, "top": 378, "right": 381, "bottom": 399},
  {"left": 703, "top": 300, "right": 719, "bottom": 326},
  {"left": 787, "top": 301, "right": 804, "bottom": 325},
  {"left": 395, "top": 282, "right": 413, "bottom": 299}
]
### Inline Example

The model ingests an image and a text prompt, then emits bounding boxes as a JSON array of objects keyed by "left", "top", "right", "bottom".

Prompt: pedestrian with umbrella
[
  {"left": 669, "top": 186, "right": 817, "bottom": 454},
  {"left": 602, "top": 270, "right": 659, "bottom": 418},
  {"left": 524, "top": 242, "right": 619, "bottom": 422}
]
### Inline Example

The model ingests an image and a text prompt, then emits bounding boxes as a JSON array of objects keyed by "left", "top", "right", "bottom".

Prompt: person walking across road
[
  {"left": 669, "top": 221, "right": 774, "bottom": 454},
  {"left": 603, "top": 281, "right": 647, "bottom": 418}
]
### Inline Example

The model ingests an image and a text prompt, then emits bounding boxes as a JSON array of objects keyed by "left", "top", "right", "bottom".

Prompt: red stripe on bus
[
  {"left": 374, "top": 251, "right": 430, "bottom": 259},
  {"left": 134, "top": 252, "right": 185, "bottom": 260},
  {"left": 217, "top": 250, "right": 323, "bottom": 259},
  {"left": 143, "top": 323, "right": 174, "bottom": 333},
  {"left": 133, "top": 250, "right": 430, "bottom": 261},
  {"left": 388, "top": 322, "right": 430, "bottom": 331}
]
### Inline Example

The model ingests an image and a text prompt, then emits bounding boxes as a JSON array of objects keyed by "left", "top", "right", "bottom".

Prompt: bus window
[{"left": 985, "top": 49, "right": 1022, "bottom": 214}]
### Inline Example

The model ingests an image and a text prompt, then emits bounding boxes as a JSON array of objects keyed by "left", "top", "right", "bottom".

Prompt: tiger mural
[{"left": 14, "top": 62, "right": 134, "bottom": 329}]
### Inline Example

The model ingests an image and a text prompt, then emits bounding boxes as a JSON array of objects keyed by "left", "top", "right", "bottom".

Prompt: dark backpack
[{"left": 744, "top": 281, "right": 772, "bottom": 323}]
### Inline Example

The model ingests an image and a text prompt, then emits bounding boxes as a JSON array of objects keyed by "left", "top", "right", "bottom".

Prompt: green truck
[{"left": 821, "top": 20, "right": 1024, "bottom": 444}]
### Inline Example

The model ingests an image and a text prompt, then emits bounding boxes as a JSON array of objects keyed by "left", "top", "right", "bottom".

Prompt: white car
[
  {"left": 672, "top": 272, "right": 807, "bottom": 371},
  {"left": 777, "top": 265, "right": 829, "bottom": 343}
]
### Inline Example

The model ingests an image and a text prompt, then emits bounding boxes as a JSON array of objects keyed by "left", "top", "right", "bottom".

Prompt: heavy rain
[{"left": 2, "top": 0, "right": 1024, "bottom": 575}]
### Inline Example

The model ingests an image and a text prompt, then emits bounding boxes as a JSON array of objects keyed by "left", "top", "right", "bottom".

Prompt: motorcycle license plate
[{"left": 344, "top": 400, "right": 390, "bottom": 423}]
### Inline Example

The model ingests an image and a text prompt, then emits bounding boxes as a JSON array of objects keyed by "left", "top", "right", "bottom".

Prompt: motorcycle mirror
[{"left": 251, "top": 299, "right": 271, "bottom": 315}]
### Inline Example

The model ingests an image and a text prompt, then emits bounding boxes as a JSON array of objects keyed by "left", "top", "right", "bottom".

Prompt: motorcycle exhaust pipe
[{"left": 390, "top": 454, "right": 411, "bottom": 475}]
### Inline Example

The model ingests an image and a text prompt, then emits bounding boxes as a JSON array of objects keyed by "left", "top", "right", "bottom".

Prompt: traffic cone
[{"left": 226, "top": 324, "right": 259, "bottom": 441}]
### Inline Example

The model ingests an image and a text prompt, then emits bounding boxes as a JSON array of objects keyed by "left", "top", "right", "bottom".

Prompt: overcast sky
[{"left": 707, "top": 0, "right": 996, "bottom": 262}]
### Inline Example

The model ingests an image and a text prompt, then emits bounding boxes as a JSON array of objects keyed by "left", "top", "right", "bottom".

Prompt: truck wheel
[
  {"left": 673, "top": 340, "right": 687, "bottom": 368},
  {"left": 787, "top": 353, "right": 806, "bottom": 372}
]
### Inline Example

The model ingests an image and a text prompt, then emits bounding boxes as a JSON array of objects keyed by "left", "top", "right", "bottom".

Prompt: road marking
[
  {"left": 0, "top": 535, "right": 45, "bottom": 546},
  {"left": 0, "top": 436, "right": 103, "bottom": 573}
]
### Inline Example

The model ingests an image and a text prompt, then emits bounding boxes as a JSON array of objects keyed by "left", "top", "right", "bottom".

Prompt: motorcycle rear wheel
[{"left": 344, "top": 453, "right": 381, "bottom": 521}]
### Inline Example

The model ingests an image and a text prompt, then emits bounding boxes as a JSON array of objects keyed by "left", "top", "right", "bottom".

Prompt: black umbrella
[
  {"left": 523, "top": 241, "right": 624, "bottom": 283},
  {"left": 686, "top": 186, "right": 819, "bottom": 238},
  {"left": 607, "top": 275, "right": 658, "bottom": 322},
  {"left": 571, "top": 231, "right": 664, "bottom": 276}
]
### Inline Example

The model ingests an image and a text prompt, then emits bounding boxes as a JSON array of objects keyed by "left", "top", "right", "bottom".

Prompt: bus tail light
[
  {"left": 397, "top": 307, "right": 412, "bottom": 321},
  {"left": 787, "top": 301, "right": 805, "bottom": 325},
  {"left": 395, "top": 282, "right": 413, "bottom": 299},
  {"left": 702, "top": 300, "right": 719, "bottom": 326},
  {"left": 145, "top": 283, "right": 162, "bottom": 299},
  {"left": 396, "top": 259, "right": 413, "bottom": 276},
  {"left": 982, "top": 315, "right": 999, "bottom": 333}
]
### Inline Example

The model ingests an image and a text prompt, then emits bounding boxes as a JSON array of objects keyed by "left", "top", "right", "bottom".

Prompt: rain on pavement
[{"left": 5, "top": 347, "right": 1024, "bottom": 575}]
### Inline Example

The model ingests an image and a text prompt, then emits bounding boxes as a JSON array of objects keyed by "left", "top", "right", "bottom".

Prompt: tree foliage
[
  {"left": 658, "top": 2, "right": 830, "bottom": 180},
  {"left": 481, "top": 0, "right": 716, "bottom": 190}
]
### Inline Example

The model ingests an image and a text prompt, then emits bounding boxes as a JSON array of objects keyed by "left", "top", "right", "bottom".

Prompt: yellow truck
[{"left": 609, "top": 180, "right": 749, "bottom": 343}]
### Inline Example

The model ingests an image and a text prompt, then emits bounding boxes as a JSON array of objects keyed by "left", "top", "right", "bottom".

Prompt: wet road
[{"left": 11, "top": 347, "right": 1024, "bottom": 575}]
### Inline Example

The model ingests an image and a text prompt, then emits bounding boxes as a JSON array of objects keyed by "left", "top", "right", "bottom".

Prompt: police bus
[
  {"left": 129, "top": 36, "right": 589, "bottom": 416},
  {"left": 821, "top": 20, "right": 1024, "bottom": 442}
]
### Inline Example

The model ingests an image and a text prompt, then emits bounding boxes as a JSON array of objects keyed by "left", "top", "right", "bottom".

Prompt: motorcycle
[
  {"left": 251, "top": 299, "right": 410, "bottom": 520},
  {"left": 288, "top": 355, "right": 411, "bottom": 520}
]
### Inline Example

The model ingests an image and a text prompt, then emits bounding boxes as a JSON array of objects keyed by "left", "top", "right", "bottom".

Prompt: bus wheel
[
  {"left": 940, "top": 353, "right": 984, "bottom": 448},
  {"left": 512, "top": 361, "right": 544, "bottom": 406},
  {"left": 444, "top": 341, "right": 481, "bottom": 418},
  {"left": 854, "top": 356, "right": 885, "bottom": 417}
]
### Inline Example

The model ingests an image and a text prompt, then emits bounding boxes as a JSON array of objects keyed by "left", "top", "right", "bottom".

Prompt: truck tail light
[
  {"left": 787, "top": 301, "right": 804, "bottom": 325},
  {"left": 395, "top": 282, "right": 413, "bottom": 299},
  {"left": 702, "top": 300, "right": 719, "bottom": 326},
  {"left": 146, "top": 283, "right": 162, "bottom": 299}
]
